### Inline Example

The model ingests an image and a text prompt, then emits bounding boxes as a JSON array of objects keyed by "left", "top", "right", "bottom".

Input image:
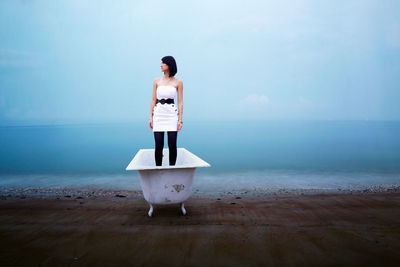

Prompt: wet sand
[{"left": 1, "top": 189, "right": 400, "bottom": 266}]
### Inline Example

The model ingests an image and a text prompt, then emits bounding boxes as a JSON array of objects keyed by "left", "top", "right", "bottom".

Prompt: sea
[{"left": 1, "top": 120, "right": 400, "bottom": 192}]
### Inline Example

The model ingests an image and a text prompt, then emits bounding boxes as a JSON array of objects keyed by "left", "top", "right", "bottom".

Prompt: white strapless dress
[{"left": 152, "top": 85, "right": 179, "bottom": 132}]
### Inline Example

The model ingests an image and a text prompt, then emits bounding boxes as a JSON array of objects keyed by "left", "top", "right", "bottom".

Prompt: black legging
[{"left": 154, "top": 131, "right": 177, "bottom": 166}]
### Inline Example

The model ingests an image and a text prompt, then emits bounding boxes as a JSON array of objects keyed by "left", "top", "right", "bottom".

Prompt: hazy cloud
[
  {"left": 386, "top": 22, "right": 400, "bottom": 48},
  {"left": 239, "top": 93, "right": 270, "bottom": 106},
  {"left": 298, "top": 96, "right": 311, "bottom": 105},
  {"left": 1, "top": 0, "right": 399, "bottom": 125},
  {"left": 0, "top": 49, "right": 43, "bottom": 69}
]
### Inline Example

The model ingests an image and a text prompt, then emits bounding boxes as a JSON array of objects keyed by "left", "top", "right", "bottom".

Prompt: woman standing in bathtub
[{"left": 149, "top": 56, "right": 183, "bottom": 166}]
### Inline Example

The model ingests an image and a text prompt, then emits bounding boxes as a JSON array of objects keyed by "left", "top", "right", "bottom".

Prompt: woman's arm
[
  {"left": 149, "top": 78, "right": 158, "bottom": 120},
  {"left": 177, "top": 80, "right": 183, "bottom": 122}
]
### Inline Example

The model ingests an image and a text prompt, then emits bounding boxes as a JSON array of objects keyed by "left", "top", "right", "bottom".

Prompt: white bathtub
[{"left": 126, "top": 148, "right": 211, "bottom": 216}]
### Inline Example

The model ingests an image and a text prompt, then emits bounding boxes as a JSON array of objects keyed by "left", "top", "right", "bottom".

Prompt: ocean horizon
[{"left": 1, "top": 119, "right": 399, "bottom": 192}]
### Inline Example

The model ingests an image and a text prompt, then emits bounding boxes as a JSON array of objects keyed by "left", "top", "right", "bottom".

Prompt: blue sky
[{"left": 0, "top": 0, "right": 399, "bottom": 125}]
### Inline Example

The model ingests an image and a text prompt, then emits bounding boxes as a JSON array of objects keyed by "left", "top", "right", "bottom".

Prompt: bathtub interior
[{"left": 126, "top": 147, "right": 211, "bottom": 171}]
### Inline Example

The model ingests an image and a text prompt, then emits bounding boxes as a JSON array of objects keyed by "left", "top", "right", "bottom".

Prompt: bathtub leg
[
  {"left": 148, "top": 203, "right": 154, "bottom": 217},
  {"left": 181, "top": 202, "right": 186, "bottom": 215}
]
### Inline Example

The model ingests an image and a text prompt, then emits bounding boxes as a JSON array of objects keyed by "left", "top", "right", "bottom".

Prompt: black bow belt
[{"left": 156, "top": 98, "right": 174, "bottom": 104}]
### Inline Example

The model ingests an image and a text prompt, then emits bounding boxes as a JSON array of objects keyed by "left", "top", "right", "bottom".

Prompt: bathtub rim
[{"left": 126, "top": 147, "right": 211, "bottom": 171}]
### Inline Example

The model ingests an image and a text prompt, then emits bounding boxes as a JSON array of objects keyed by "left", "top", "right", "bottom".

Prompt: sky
[{"left": 0, "top": 0, "right": 400, "bottom": 126}]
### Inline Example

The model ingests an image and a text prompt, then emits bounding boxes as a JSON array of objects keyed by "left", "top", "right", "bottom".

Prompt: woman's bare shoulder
[{"left": 153, "top": 77, "right": 162, "bottom": 86}]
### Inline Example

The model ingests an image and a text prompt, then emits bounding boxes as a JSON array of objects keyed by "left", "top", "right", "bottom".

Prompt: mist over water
[{"left": 1, "top": 120, "right": 400, "bottom": 191}]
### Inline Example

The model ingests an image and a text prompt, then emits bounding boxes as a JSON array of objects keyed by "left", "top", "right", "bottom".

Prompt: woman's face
[{"left": 160, "top": 62, "right": 169, "bottom": 72}]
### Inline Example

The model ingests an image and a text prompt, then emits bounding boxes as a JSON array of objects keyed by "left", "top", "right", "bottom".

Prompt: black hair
[{"left": 161, "top": 56, "right": 177, "bottom": 77}]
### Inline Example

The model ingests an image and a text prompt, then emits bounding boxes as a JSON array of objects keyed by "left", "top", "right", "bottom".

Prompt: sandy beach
[{"left": 1, "top": 188, "right": 400, "bottom": 266}]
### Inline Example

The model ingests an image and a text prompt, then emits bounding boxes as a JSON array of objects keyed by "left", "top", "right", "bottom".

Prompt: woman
[{"left": 149, "top": 56, "right": 183, "bottom": 166}]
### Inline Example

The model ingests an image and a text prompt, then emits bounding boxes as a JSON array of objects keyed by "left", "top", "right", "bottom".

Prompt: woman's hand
[
  {"left": 149, "top": 118, "right": 153, "bottom": 130},
  {"left": 177, "top": 121, "right": 182, "bottom": 132}
]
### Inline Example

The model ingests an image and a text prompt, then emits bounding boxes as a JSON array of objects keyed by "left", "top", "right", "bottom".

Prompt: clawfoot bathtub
[{"left": 126, "top": 148, "right": 211, "bottom": 216}]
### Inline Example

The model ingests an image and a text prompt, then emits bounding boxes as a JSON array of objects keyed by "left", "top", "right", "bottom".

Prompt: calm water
[{"left": 1, "top": 120, "right": 400, "bottom": 191}]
